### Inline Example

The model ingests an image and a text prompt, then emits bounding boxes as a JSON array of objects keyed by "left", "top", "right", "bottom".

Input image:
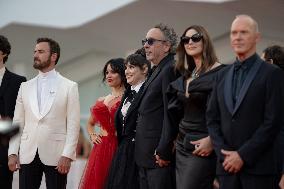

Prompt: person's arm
[
  {"left": 8, "top": 83, "right": 25, "bottom": 171},
  {"left": 56, "top": 83, "right": 80, "bottom": 174},
  {"left": 156, "top": 64, "right": 179, "bottom": 161},
  {"left": 237, "top": 69, "right": 283, "bottom": 166},
  {"left": 61, "top": 83, "right": 80, "bottom": 160},
  {"left": 206, "top": 76, "right": 229, "bottom": 161}
]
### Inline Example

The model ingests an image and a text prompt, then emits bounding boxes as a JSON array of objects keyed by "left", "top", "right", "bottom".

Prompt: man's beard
[{"left": 33, "top": 57, "right": 51, "bottom": 70}]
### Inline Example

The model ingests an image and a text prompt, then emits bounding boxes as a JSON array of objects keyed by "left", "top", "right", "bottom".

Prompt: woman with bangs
[
  {"left": 105, "top": 50, "right": 150, "bottom": 189},
  {"left": 167, "top": 25, "right": 225, "bottom": 189},
  {"left": 79, "top": 58, "right": 127, "bottom": 189}
]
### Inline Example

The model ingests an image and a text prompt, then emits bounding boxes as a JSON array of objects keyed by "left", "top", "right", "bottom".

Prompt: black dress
[
  {"left": 167, "top": 65, "right": 225, "bottom": 189},
  {"left": 105, "top": 84, "right": 144, "bottom": 189}
]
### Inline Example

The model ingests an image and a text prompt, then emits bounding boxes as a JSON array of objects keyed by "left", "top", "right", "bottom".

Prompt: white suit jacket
[{"left": 8, "top": 72, "right": 80, "bottom": 166}]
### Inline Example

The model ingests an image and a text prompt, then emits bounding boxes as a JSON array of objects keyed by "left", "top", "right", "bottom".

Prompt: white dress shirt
[
  {"left": 0, "top": 66, "right": 5, "bottom": 86},
  {"left": 121, "top": 81, "right": 145, "bottom": 117},
  {"left": 37, "top": 69, "right": 57, "bottom": 114}
]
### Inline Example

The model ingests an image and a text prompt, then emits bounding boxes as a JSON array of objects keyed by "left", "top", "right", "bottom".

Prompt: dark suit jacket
[
  {"left": 0, "top": 68, "right": 26, "bottom": 186},
  {"left": 207, "top": 54, "right": 283, "bottom": 175},
  {"left": 115, "top": 84, "right": 145, "bottom": 144},
  {"left": 0, "top": 68, "right": 26, "bottom": 119},
  {"left": 135, "top": 54, "right": 179, "bottom": 168}
]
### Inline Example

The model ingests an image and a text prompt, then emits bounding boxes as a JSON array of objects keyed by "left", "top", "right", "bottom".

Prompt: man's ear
[
  {"left": 163, "top": 41, "right": 171, "bottom": 53},
  {"left": 51, "top": 53, "right": 57, "bottom": 63}
]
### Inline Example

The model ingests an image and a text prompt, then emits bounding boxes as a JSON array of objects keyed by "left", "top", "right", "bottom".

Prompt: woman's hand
[
  {"left": 90, "top": 132, "right": 102, "bottom": 144},
  {"left": 191, "top": 136, "right": 214, "bottom": 157}
]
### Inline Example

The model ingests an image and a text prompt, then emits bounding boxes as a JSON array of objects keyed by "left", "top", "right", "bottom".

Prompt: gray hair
[
  {"left": 154, "top": 23, "right": 178, "bottom": 54},
  {"left": 235, "top": 14, "right": 259, "bottom": 32}
]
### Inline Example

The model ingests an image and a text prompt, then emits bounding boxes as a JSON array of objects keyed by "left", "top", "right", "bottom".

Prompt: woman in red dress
[{"left": 79, "top": 58, "right": 127, "bottom": 189}]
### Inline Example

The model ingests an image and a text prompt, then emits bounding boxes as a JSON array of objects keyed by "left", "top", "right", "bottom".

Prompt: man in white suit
[{"left": 7, "top": 37, "right": 80, "bottom": 189}]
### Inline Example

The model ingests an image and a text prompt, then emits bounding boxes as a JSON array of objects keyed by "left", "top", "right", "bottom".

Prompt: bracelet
[{"left": 89, "top": 132, "right": 96, "bottom": 136}]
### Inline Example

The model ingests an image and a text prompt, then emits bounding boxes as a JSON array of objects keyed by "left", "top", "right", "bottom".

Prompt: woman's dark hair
[
  {"left": 125, "top": 53, "right": 150, "bottom": 74},
  {"left": 134, "top": 47, "right": 146, "bottom": 58},
  {"left": 102, "top": 58, "right": 127, "bottom": 87},
  {"left": 263, "top": 45, "right": 284, "bottom": 71},
  {"left": 175, "top": 25, "right": 218, "bottom": 78}
]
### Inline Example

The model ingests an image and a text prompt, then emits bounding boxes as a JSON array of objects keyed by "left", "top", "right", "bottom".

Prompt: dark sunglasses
[
  {"left": 142, "top": 38, "right": 166, "bottom": 46},
  {"left": 181, "top": 33, "right": 203, "bottom": 44}
]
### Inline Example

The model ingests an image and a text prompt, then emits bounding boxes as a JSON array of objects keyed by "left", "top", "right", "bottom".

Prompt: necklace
[
  {"left": 111, "top": 94, "right": 122, "bottom": 98},
  {"left": 191, "top": 68, "right": 199, "bottom": 79}
]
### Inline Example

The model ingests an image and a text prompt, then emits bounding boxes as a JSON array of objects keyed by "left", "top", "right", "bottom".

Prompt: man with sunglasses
[
  {"left": 135, "top": 23, "right": 179, "bottom": 189},
  {"left": 207, "top": 15, "right": 284, "bottom": 189}
]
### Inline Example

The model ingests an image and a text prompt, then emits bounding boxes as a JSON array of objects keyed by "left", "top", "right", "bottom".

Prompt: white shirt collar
[
  {"left": 131, "top": 80, "right": 145, "bottom": 93},
  {"left": 38, "top": 69, "right": 57, "bottom": 80},
  {"left": 0, "top": 66, "right": 5, "bottom": 77}
]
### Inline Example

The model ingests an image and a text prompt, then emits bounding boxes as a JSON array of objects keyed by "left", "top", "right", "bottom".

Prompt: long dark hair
[{"left": 175, "top": 25, "right": 218, "bottom": 78}]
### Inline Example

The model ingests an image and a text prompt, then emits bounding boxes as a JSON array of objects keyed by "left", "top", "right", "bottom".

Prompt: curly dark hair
[
  {"left": 0, "top": 35, "right": 11, "bottom": 63},
  {"left": 154, "top": 23, "right": 178, "bottom": 54},
  {"left": 263, "top": 45, "right": 284, "bottom": 71}
]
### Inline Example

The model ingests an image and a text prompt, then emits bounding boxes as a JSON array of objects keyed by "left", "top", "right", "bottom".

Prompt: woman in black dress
[
  {"left": 167, "top": 25, "right": 225, "bottom": 189},
  {"left": 105, "top": 52, "right": 150, "bottom": 189}
]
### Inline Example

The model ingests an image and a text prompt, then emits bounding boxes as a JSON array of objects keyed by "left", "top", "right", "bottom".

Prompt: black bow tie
[
  {"left": 129, "top": 90, "right": 136, "bottom": 98},
  {"left": 234, "top": 62, "right": 242, "bottom": 71},
  {"left": 234, "top": 62, "right": 248, "bottom": 71},
  {"left": 125, "top": 90, "right": 136, "bottom": 104}
]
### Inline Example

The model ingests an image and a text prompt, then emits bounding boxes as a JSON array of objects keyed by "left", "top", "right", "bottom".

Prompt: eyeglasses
[
  {"left": 181, "top": 33, "right": 203, "bottom": 44},
  {"left": 142, "top": 38, "right": 166, "bottom": 46}
]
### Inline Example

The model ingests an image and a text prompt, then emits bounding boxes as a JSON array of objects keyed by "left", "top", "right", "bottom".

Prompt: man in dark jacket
[
  {"left": 0, "top": 35, "right": 26, "bottom": 189},
  {"left": 135, "top": 23, "right": 179, "bottom": 189},
  {"left": 207, "top": 15, "right": 283, "bottom": 189}
]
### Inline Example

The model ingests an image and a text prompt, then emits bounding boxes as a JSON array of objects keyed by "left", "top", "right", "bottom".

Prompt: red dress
[{"left": 79, "top": 99, "right": 120, "bottom": 189}]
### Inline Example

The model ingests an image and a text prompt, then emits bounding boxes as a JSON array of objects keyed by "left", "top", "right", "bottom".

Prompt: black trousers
[
  {"left": 219, "top": 173, "right": 280, "bottom": 189},
  {"left": 0, "top": 146, "right": 13, "bottom": 189},
  {"left": 19, "top": 151, "right": 67, "bottom": 189},
  {"left": 138, "top": 165, "right": 175, "bottom": 189}
]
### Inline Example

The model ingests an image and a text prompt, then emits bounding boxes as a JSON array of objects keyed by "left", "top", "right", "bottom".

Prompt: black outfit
[
  {"left": 207, "top": 54, "right": 283, "bottom": 189},
  {"left": 135, "top": 54, "right": 179, "bottom": 189},
  {"left": 0, "top": 68, "right": 26, "bottom": 189},
  {"left": 167, "top": 65, "right": 224, "bottom": 189},
  {"left": 105, "top": 84, "right": 144, "bottom": 189}
]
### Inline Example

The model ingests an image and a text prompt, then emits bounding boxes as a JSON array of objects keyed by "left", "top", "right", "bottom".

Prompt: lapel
[
  {"left": 40, "top": 72, "right": 60, "bottom": 118},
  {"left": 140, "top": 66, "right": 161, "bottom": 98},
  {"left": 0, "top": 69, "right": 12, "bottom": 97},
  {"left": 232, "top": 57, "right": 262, "bottom": 114},
  {"left": 29, "top": 76, "right": 41, "bottom": 119},
  {"left": 140, "top": 54, "right": 173, "bottom": 98},
  {"left": 224, "top": 65, "right": 234, "bottom": 114}
]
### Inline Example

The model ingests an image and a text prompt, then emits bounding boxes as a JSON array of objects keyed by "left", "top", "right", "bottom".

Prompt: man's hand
[
  {"left": 8, "top": 154, "right": 20, "bottom": 171},
  {"left": 279, "top": 174, "right": 284, "bottom": 189},
  {"left": 221, "top": 149, "right": 244, "bottom": 173},
  {"left": 55, "top": 156, "right": 72, "bottom": 174},
  {"left": 155, "top": 154, "right": 170, "bottom": 167}
]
